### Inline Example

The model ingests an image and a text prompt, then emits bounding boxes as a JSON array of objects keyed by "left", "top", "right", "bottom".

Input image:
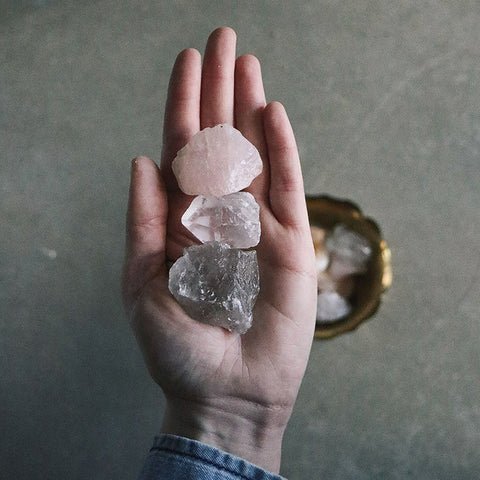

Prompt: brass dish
[{"left": 307, "top": 196, "right": 392, "bottom": 340}]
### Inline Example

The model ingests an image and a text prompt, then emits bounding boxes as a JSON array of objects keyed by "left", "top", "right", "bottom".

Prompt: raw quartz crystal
[
  {"left": 313, "top": 223, "right": 372, "bottom": 323},
  {"left": 326, "top": 224, "right": 372, "bottom": 278},
  {"left": 169, "top": 124, "right": 262, "bottom": 334},
  {"left": 172, "top": 124, "right": 263, "bottom": 196},
  {"left": 182, "top": 192, "right": 261, "bottom": 248},
  {"left": 168, "top": 242, "right": 260, "bottom": 334},
  {"left": 316, "top": 291, "right": 351, "bottom": 323}
]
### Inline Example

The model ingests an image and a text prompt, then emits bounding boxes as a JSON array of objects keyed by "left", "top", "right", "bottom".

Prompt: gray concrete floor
[{"left": 1, "top": 1, "right": 479, "bottom": 479}]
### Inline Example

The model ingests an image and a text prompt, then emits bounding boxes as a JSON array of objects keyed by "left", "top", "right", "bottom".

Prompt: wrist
[{"left": 161, "top": 396, "right": 289, "bottom": 473}]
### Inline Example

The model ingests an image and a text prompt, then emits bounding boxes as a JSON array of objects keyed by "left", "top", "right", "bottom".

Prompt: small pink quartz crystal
[{"left": 172, "top": 124, "right": 263, "bottom": 196}]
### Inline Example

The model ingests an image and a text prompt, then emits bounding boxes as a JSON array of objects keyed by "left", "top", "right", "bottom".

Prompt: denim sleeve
[{"left": 137, "top": 434, "right": 287, "bottom": 480}]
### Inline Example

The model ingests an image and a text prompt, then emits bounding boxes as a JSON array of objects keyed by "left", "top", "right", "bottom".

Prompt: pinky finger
[{"left": 263, "top": 102, "right": 309, "bottom": 229}]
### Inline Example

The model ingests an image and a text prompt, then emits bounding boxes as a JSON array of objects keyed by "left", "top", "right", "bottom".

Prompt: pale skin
[{"left": 122, "top": 27, "right": 317, "bottom": 474}]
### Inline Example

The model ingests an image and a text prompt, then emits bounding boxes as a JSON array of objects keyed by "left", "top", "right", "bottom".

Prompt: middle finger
[{"left": 200, "top": 27, "right": 237, "bottom": 128}]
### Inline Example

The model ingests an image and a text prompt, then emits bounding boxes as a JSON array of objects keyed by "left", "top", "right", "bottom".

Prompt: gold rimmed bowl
[{"left": 307, "top": 196, "right": 392, "bottom": 340}]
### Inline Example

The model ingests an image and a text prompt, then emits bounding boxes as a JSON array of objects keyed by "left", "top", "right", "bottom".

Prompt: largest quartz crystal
[
  {"left": 182, "top": 192, "right": 261, "bottom": 248},
  {"left": 168, "top": 242, "right": 260, "bottom": 334},
  {"left": 172, "top": 124, "right": 263, "bottom": 196}
]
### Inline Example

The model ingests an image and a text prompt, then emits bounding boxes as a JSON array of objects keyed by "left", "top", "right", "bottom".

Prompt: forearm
[{"left": 161, "top": 397, "right": 289, "bottom": 473}]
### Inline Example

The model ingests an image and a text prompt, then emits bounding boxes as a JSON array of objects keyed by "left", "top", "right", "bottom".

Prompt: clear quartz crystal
[
  {"left": 182, "top": 192, "right": 261, "bottom": 248},
  {"left": 316, "top": 291, "right": 351, "bottom": 323},
  {"left": 172, "top": 124, "right": 263, "bottom": 196},
  {"left": 168, "top": 242, "right": 260, "bottom": 334},
  {"left": 314, "top": 224, "right": 372, "bottom": 323},
  {"left": 326, "top": 224, "right": 372, "bottom": 278}
]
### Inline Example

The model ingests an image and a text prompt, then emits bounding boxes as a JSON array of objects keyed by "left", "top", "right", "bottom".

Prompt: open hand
[{"left": 122, "top": 27, "right": 317, "bottom": 473}]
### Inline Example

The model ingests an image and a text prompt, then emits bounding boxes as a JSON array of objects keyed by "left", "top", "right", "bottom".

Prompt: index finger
[{"left": 161, "top": 48, "right": 202, "bottom": 191}]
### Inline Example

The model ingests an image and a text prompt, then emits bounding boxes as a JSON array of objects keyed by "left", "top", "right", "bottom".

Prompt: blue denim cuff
[{"left": 137, "top": 434, "right": 287, "bottom": 480}]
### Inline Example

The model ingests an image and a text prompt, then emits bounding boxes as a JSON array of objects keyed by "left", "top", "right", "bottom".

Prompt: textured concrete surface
[{"left": 1, "top": 1, "right": 479, "bottom": 479}]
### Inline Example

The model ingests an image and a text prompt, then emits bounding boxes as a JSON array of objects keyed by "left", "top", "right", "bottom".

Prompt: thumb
[{"left": 122, "top": 156, "right": 168, "bottom": 310}]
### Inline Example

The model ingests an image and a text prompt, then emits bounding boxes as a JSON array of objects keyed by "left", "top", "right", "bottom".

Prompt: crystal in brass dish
[{"left": 307, "top": 196, "right": 392, "bottom": 340}]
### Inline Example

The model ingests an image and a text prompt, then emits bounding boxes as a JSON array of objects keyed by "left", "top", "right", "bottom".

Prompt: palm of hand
[{"left": 123, "top": 28, "right": 316, "bottom": 430}]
